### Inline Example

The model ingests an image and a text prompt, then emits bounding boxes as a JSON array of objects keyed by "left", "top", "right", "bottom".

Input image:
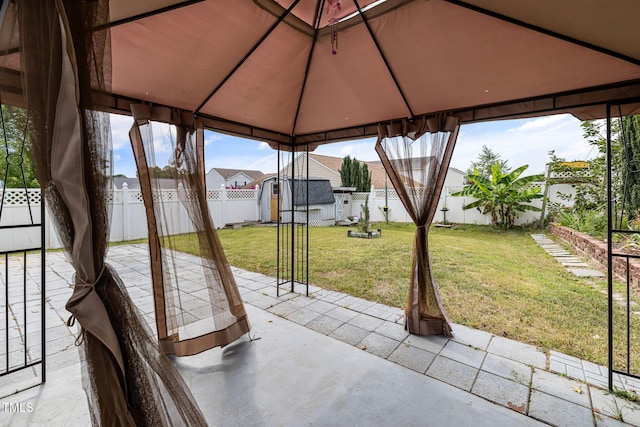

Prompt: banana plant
[{"left": 451, "top": 163, "right": 544, "bottom": 229}]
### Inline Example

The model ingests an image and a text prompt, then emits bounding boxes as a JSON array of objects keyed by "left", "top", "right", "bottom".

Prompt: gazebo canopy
[
  {"left": 2, "top": 0, "right": 640, "bottom": 145},
  {"left": 109, "top": 0, "right": 640, "bottom": 144}
]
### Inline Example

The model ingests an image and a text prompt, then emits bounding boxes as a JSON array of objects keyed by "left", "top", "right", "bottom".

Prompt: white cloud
[
  {"left": 511, "top": 114, "right": 567, "bottom": 131},
  {"left": 315, "top": 138, "right": 378, "bottom": 161},
  {"left": 451, "top": 114, "right": 590, "bottom": 175},
  {"left": 109, "top": 113, "right": 133, "bottom": 150},
  {"left": 204, "top": 133, "right": 223, "bottom": 146}
]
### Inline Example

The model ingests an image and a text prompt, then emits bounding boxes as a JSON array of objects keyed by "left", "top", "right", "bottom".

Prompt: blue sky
[{"left": 110, "top": 113, "right": 595, "bottom": 178}]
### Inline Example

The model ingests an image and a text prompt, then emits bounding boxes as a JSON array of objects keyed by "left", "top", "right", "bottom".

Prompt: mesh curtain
[
  {"left": 12, "top": 1, "right": 206, "bottom": 425},
  {"left": 375, "top": 116, "right": 460, "bottom": 336},
  {"left": 129, "top": 104, "right": 250, "bottom": 356}
]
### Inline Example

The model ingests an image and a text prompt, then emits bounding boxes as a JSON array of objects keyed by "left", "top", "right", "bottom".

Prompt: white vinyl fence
[
  {"left": 1, "top": 181, "right": 575, "bottom": 250},
  {"left": 1, "top": 186, "right": 260, "bottom": 250},
  {"left": 349, "top": 182, "right": 576, "bottom": 226}
]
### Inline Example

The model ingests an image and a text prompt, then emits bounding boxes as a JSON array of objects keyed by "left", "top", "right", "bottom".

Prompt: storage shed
[{"left": 258, "top": 176, "right": 336, "bottom": 226}]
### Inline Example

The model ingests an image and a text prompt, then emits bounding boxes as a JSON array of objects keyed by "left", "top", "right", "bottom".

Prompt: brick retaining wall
[{"left": 547, "top": 223, "right": 640, "bottom": 294}]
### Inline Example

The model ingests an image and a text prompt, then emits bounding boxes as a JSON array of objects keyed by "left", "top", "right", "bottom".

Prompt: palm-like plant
[{"left": 451, "top": 163, "right": 544, "bottom": 229}]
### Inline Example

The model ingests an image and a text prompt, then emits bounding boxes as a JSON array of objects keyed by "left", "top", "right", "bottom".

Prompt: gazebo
[{"left": 1, "top": 0, "right": 640, "bottom": 424}]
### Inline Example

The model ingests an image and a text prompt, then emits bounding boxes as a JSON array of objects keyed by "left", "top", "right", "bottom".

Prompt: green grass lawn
[{"left": 168, "top": 223, "right": 639, "bottom": 369}]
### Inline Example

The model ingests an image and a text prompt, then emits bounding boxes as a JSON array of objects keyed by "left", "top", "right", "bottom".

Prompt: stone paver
[
  {"left": 591, "top": 386, "right": 640, "bottom": 426},
  {"left": 403, "top": 333, "right": 448, "bottom": 354},
  {"left": 481, "top": 353, "right": 532, "bottom": 386},
  {"left": 529, "top": 389, "right": 595, "bottom": 427},
  {"left": 329, "top": 323, "right": 370, "bottom": 346},
  {"left": 285, "top": 307, "right": 321, "bottom": 326},
  {"left": 357, "top": 332, "right": 401, "bottom": 359},
  {"left": 472, "top": 370, "right": 530, "bottom": 412},
  {"left": 440, "top": 340, "right": 486, "bottom": 368},
  {"left": 451, "top": 323, "right": 493, "bottom": 351},
  {"left": 5, "top": 245, "right": 640, "bottom": 426},
  {"left": 347, "top": 313, "right": 385, "bottom": 331},
  {"left": 427, "top": 356, "right": 479, "bottom": 391},
  {"left": 487, "top": 335, "right": 546, "bottom": 369},
  {"left": 569, "top": 268, "right": 607, "bottom": 277},
  {"left": 531, "top": 233, "right": 606, "bottom": 279},
  {"left": 305, "top": 314, "right": 343, "bottom": 335},
  {"left": 374, "top": 320, "right": 410, "bottom": 342},
  {"left": 532, "top": 368, "right": 591, "bottom": 408},
  {"left": 388, "top": 343, "right": 436, "bottom": 374}
]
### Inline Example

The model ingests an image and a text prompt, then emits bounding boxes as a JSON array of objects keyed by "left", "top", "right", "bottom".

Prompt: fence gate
[
  {"left": 607, "top": 100, "right": 640, "bottom": 390},
  {"left": 334, "top": 193, "right": 346, "bottom": 222},
  {"left": 0, "top": 104, "right": 46, "bottom": 398}
]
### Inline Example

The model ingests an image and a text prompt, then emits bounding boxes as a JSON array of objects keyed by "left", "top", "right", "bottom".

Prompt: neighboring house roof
[
  {"left": 308, "top": 153, "right": 388, "bottom": 189},
  {"left": 449, "top": 167, "right": 467, "bottom": 176},
  {"left": 208, "top": 167, "right": 264, "bottom": 181},
  {"left": 246, "top": 173, "right": 276, "bottom": 189},
  {"left": 113, "top": 177, "right": 178, "bottom": 190}
]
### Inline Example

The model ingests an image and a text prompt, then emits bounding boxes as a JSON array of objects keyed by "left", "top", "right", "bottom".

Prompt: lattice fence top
[
  {"left": 132, "top": 191, "right": 144, "bottom": 202},
  {"left": 227, "top": 189, "right": 256, "bottom": 199},
  {"left": 549, "top": 170, "right": 592, "bottom": 183},
  {"left": 109, "top": 191, "right": 122, "bottom": 203},
  {"left": 351, "top": 192, "right": 370, "bottom": 200},
  {"left": 1, "top": 187, "right": 259, "bottom": 206},
  {"left": 373, "top": 189, "right": 399, "bottom": 199},
  {"left": 0, "top": 189, "right": 41, "bottom": 205},
  {"left": 207, "top": 190, "right": 222, "bottom": 200}
]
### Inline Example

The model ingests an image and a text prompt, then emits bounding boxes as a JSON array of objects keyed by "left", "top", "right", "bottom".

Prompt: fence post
[
  {"left": 220, "top": 184, "right": 227, "bottom": 227},
  {"left": 369, "top": 185, "right": 379, "bottom": 222},
  {"left": 121, "top": 182, "right": 129, "bottom": 241},
  {"left": 255, "top": 184, "right": 260, "bottom": 222}
]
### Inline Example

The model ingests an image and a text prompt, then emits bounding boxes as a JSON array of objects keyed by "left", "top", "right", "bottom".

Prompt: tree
[
  {"left": 452, "top": 162, "right": 543, "bottom": 229},
  {"left": 0, "top": 105, "right": 39, "bottom": 188},
  {"left": 360, "top": 163, "right": 371, "bottom": 192},
  {"left": 136, "top": 165, "right": 183, "bottom": 179},
  {"left": 339, "top": 155, "right": 352, "bottom": 187},
  {"left": 339, "top": 155, "right": 371, "bottom": 192},
  {"left": 468, "top": 145, "right": 510, "bottom": 179},
  {"left": 621, "top": 115, "right": 640, "bottom": 219}
]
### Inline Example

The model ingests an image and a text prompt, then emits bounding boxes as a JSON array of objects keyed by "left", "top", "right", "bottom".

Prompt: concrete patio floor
[{"left": 1, "top": 244, "right": 640, "bottom": 426}]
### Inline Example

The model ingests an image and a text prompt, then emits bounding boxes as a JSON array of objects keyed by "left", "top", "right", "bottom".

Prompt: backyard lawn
[{"left": 174, "top": 223, "right": 639, "bottom": 369}]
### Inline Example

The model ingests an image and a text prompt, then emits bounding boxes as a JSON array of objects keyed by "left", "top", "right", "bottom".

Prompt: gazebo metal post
[{"left": 276, "top": 142, "right": 309, "bottom": 297}]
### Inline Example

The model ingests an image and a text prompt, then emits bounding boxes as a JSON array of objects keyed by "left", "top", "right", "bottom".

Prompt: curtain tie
[
  {"left": 66, "top": 315, "right": 86, "bottom": 346},
  {"left": 73, "top": 264, "right": 107, "bottom": 288},
  {"left": 67, "top": 265, "right": 107, "bottom": 345}
]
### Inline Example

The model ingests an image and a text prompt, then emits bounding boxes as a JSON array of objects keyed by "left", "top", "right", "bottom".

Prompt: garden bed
[{"left": 347, "top": 229, "right": 382, "bottom": 239}]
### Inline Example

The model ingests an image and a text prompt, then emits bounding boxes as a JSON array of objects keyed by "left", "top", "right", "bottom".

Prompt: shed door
[{"left": 270, "top": 182, "right": 280, "bottom": 222}]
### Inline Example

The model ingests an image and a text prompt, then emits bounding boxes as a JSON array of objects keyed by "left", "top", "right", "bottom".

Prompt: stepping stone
[
  {"left": 567, "top": 268, "right": 605, "bottom": 277},
  {"left": 560, "top": 262, "right": 589, "bottom": 268}
]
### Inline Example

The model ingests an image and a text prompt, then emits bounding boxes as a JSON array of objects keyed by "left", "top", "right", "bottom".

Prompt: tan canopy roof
[{"left": 4, "top": 0, "right": 640, "bottom": 145}]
